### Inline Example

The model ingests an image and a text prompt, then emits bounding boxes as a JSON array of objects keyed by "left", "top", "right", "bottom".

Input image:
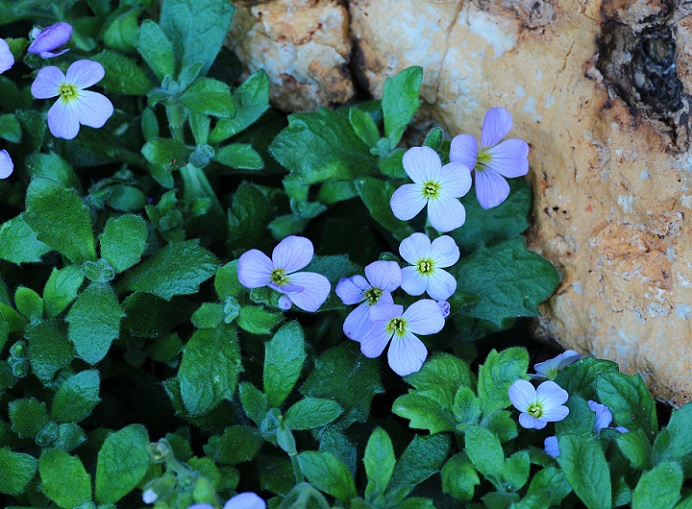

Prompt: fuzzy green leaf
[
  {"left": 51, "top": 370, "right": 100, "bottom": 423},
  {"left": 95, "top": 424, "right": 149, "bottom": 504},
  {"left": 364, "top": 427, "right": 396, "bottom": 501},
  {"left": 40, "top": 450, "right": 92, "bottom": 509},
  {"left": 382, "top": 66, "right": 423, "bottom": 146},
  {"left": 557, "top": 434, "right": 612, "bottom": 509},
  {"left": 632, "top": 461, "right": 682, "bottom": 509},
  {"left": 355, "top": 176, "right": 414, "bottom": 241},
  {"left": 93, "top": 50, "right": 153, "bottom": 95},
  {"left": 441, "top": 454, "right": 480, "bottom": 501},
  {"left": 477, "top": 347, "right": 529, "bottom": 414},
  {"left": 0, "top": 448, "right": 37, "bottom": 496},
  {"left": 596, "top": 371, "right": 657, "bottom": 437},
  {"left": 264, "top": 321, "right": 306, "bottom": 408},
  {"left": 26, "top": 320, "right": 75, "bottom": 383},
  {"left": 99, "top": 214, "right": 147, "bottom": 273},
  {"left": 298, "top": 451, "right": 356, "bottom": 502},
  {"left": 284, "top": 397, "right": 343, "bottom": 430},
  {"left": 0, "top": 215, "right": 52, "bottom": 264},
  {"left": 9, "top": 398, "right": 48, "bottom": 439},
  {"left": 43, "top": 265, "right": 84, "bottom": 318},
  {"left": 214, "top": 143, "right": 263, "bottom": 170},
  {"left": 137, "top": 20, "right": 175, "bottom": 81}
]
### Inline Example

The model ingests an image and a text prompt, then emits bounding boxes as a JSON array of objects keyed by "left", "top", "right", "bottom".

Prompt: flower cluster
[{"left": 0, "top": 22, "right": 114, "bottom": 179}]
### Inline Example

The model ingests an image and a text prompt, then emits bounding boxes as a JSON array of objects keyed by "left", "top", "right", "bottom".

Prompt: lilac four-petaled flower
[
  {"left": 237, "top": 235, "right": 331, "bottom": 312},
  {"left": 508, "top": 379, "right": 569, "bottom": 430},
  {"left": 532, "top": 349, "right": 581, "bottom": 380},
  {"left": 360, "top": 299, "right": 444, "bottom": 376},
  {"left": 31, "top": 59, "right": 114, "bottom": 140},
  {"left": 186, "top": 492, "right": 265, "bottom": 509},
  {"left": 399, "top": 232, "right": 459, "bottom": 301},
  {"left": 450, "top": 107, "right": 529, "bottom": 209},
  {"left": 0, "top": 150, "right": 13, "bottom": 179},
  {"left": 335, "top": 260, "right": 401, "bottom": 342},
  {"left": 390, "top": 146, "right": 472, "bottom": 233},
  {"left": 0, "top": 38, "right": 14, "bottom": 74},
  {"left": 28, "top": 23, "right": 72, "bottom": 59}
]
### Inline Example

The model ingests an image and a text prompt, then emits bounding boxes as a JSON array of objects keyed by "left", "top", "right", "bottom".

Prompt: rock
[
  {"left": 226, "top": 0, "right": 354, "bottom": 111},
  {"left": 350, "top": 0, "right": 692, "bottom": 405}
]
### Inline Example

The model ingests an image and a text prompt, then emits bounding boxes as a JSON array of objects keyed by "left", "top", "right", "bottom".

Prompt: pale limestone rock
[
  {"left": 226, "top": 0, "right": 354, "bottom": 111},
  {"left": 350, "top": 0, "right": 692, "bottom": 405}
]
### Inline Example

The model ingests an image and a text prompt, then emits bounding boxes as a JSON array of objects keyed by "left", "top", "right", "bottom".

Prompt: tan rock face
[
  {"left": 350, "top": 0, "right": 692, "bottom": 405},
  {"left": 226, "top": 0, "right": 354, "bottom": 111}
]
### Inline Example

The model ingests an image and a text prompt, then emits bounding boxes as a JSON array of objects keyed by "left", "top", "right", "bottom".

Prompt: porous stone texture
[
  {"left": 226, "top": 0, "right": 354, "bottom": 111},
  {"left": 349, "top": 0, "right": 692, "bottom": 405}
]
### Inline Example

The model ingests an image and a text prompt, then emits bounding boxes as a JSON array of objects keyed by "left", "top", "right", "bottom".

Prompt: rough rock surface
[{"left": 226, "top": 0, "right": 354, "bottom": 111}]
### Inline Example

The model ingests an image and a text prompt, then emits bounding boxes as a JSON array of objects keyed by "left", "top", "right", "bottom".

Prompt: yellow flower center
[
  {"left": 417, "top": 259, "right": 434, "bottom": 274},
  {"left": 364, "top": 287, "right": 383, "bottom": 305},
  {"left": 58, "top": 83, "right": 79, "bottom": 103},
  {"left": 270, "top": 268, "right": 289, "bottom": 287},
  {"left": 422, "top": 181, "right": 440, "bottom": 198},
  {"left": 528, "top": 404, "right": 543, "bottom": 418},
  {"left": 476, "top": 147, "right": 492, "bottom": 172},
  {"left": 387, "top": 317, "right": 406, "bottom": 336}
]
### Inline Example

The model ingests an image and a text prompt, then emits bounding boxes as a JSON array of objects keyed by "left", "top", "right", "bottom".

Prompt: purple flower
[
  {"left": 0, "top": 39, "right": 14, "bottom": 74},
  {"left": 361, "top": 299, "right": 444, "bottom": 376},
  {"left": 223, "top": 493, "right": 266, "bottom": 509},
  {"left": 390, "top": 146, "right": 472, "bottom": 232},
  {"left": 28, "top": 23, "right": 72, "bottom": 59},
  {"left": 336, "top": 260, "right": 401, "bottom": 341},
  {"left": 31, "top": 60, "right": 114, "bottom": 140},
  {"left": 450, "top": 107, "right": 529, "bottom": 209},
  {"left": 142, "top": 489, "right": 157, "bottom": 504},
  {"left": 587, "top": 400, "right": 628, "bottom": 435},
  {"left": 508, "top": 379, "right": 569, "bottom": 430},
  {"left": 544, "top": 436, "right": 560, "bottom": 458},
  {"left": 237, "top": 235, "right": 330, "bottom": 312},
  {"left": 437, "top": 300, "right": 450, "bottom": 318},
  {"left": 532, "top": 350, "right": 581, "bottom": 380},
  {"left": 399, "top": 232, "right": 459, "bottom": 300},
  {"left": 0, "top": 150, "right": 13, "bottom": 179}
]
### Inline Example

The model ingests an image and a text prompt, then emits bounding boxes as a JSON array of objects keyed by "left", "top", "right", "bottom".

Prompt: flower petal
[
  {"left": 31, "top": 66, "right": 64, "bottom": 99},
  {"left": 401, "top": 266, "right": 427, "bottom": 297},
  {"left": 402, "top": 146, "right": 441, "bottom": 183},
  {"left": 519, "top": 412, "right": 547, "bottom": 430},
  {"left": 481, "top": 107, "right": 513, "bottom": 148},
  {"left": 360, "top": 322, "right": 392, "bottom": 358},
  {"left": 0, "top": 150, "right": 13, "bottom": 179},
  {"left": 437, "top": 300, "right": 451, "bottom": 318},
  {"left": 403, "top": 299, "right": 444, "bottom": 335},
  {"left": 399, "top": 232, "right": 431, "bottom": 265},
  {"left": 535, "top": 380, "right": 569, "bottom": 407},
  {"left": 47, "top": 99, "right": 80, "bottom": 140},
  {"left": 425, "top": 269, "right": 457, "bottom": 301},
  {"left": 438, "top": 162, "right": 472, "bottom": 198},
  {"left": 369, "top": 303, "right": 403, "bottom": 323},
  {"left": 272, "top": 235, "right": 313, "bottom": 273},
  {"left": 427, "top": 194, "right": 466, "bottom": 232},
  {"left": 66, "top": 59, "right": 105, "bottom": 89},
  {"left": 72, "top": 90, "right": 113, "bottom": 128},
  {"left": 343, "top": 302, "right": 373, "bottom": 342},
  {"left": 223, "top": 492, "right": 266, "bottom": 509},
  {"left": 285, "top": 272, "right": 330, "bottom": 312},
  {"left": 557, "top": 350, "right": 582, "bottom": 369},
  {"left": 474, "top": 168, "right": 510, "bottom": 209},
  {"left": 449, "top": 134, "right": 478, "bottom": 170},
  {"left": 486, "top": 139, "right": 529, "bottom": 178},
  {"left": 378, "top": 291, "right": 394, "bottom": 306},
  {"left": 388, "top": 331, "right": 427, "bottom": 376},
  {"left": 544, "top": 436, "right": 560, "bottom": 458},
  {"left": 0, "top": 39, "right": 14, "bottom": 74},
  {"left": 278, "top": 295, "right": 292, "bottom": 310},
  {"left": 28, "top": 23, "right": 72, "bottom": 57},
  {"left": 541, "top": 404, "right": 569, "bottom": 423},
  {"left": 588, "top": 400, "right": 612, "bottom": 433},
  {"left": 335, "top": 275, "right": 368, "bottom": 305},
  {"left": 365, "top": 260, "right": 402, "bottom": 292},
  {"left": 390, "top": 183, "right": 426, "bottom": 222},
  {"left": 429, "top": 235, "right": 460, "bottom": 267},
  {"left": 508, "top": 379, "right": 536, "bottom": 412},
  {"left": 237, "top": 249, "right": 273, "bottom": 288}
]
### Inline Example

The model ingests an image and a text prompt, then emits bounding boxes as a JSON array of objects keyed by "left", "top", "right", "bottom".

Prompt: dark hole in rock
[{"left": 597, "top": 21, "right": 690, "bottom": 152}]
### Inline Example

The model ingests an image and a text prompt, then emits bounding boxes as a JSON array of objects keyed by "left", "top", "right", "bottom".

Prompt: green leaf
[
  {"left": 25, "top": 151, "right": 81, "bottom": 191},
  {"left": 364, "top": 427, "right": 396, "bottom": 501},
  {"left": 405, "top": 353, "right": 475, "bottom": 408},
  {"left": 92, "top": 50, "right": 153, "bottom": 95},
  {"left": 453, "top": 237, "right": 560, "bottom": 327},
  {"left": 103, "top": 6, "right": 141, "bottom": 53},
  {"left": 284, "top": 397, "right": 343, "bottom": 430},
  {"left": 39, "top": 450, "right": 92, "bottom": 508},
  {"left": 17, "top": 109, "right": 46, "bottom": 152},
  {"left": 178, "top": 325, "right": 241, "bottom": 415},
  {"left": 0, "top": 215, "right": 52, "bottom": 264},
  {"left": 349, "top": 107, "right": 380, "bottom": 147},
  {"left": 270, "top": 107, "right": 378, "bottom": 184},
  {"left": 215, "top": 260, "right": 244, "bottom": 300},
  {"left": 239, "top": 382, "right": 268, "bottom": 426},
  {"left": 214, "top": 425, "right": 263, "bottom": 465},
  {"left": 118, "top": 240, "right": 218, "bottom": 300},
  {"left": 452, "top": 386, "right": 482, "bottom": 430},
  {"left": 504, "top": 450, "right": 530, "bottom": 491},
  {"left": 382, "top": 66, "right": 423, "bottom": 146},
  {"left": 386, "top": 434, "right": 450, "bottom": 504},
  {"left": 159, "top": 0, "right": 234, "bottom": 75},
  {"left": 238, "top": 306, "right": 283, "bottom": 335},
  {"left": 67, "top": 282, "right": 124, "bottom": 364},
  {"left": 557, "top": 434, "right": 612, "bottom": 509},
  {"left": 227, "top": 182, "right": 273, "bottom": 253},
  {"left": 554, "top": 356, "right": 619, "bottom": 401},
  {"left": 0, "top": 448, "right": 37, "bottom": 496},
  {"left": 441, "top": 454, "right": 480, "bottom": 501},
  {"left": 26, "top": 320, "right": 75, "bottom": 383},
  {"left": 214, "top": 143, "right": 263, "bottom": 170},
  {"left": 43, "top": 265, "right": 84, "bottom": 318},
  {"left": 632, "top": 461, "right": 682, "bottom": 509},
  {"left": 464, "top": 424, "right": 504, "bottom": 478},
  {"left": 525, "top": 466, "right": 572, "bottom": 507},
  {"left": 95, "top": 424, "right": 149, "bottom": 504},
  {"left": 555, "top": 395, "right": 595, "bottom": 437},
  {"left": 660, "top": 401, "right": 692, "bottom": 460},
  {"left": 122, "top": 293, "right": 194, "bottom": 337},
  {"left": 51, "top": 370, "right": 100, "bottom": 423},
  {"left": 137, "top": 20, "right": 175, "bottom": 81},
  {"left": 141, "top": 137, "right": 190, "bottom": 170},
  {"left": 616, "top": 430, "right": 651, "bottom": 470},
  {"left": 0, "top": 113, "right": 21, "bottom": 143},
  {"left": 181, "top": 78, "right": 236, "bottom": 118},
  {"left": 355, "top": 176, "right": 414, "bottom": 241},
  {"left": 298, "top": 451, "right": 357, "bottom": 502},
  {"left": 378, "top": 148, "right": 406, "bottom": 179},
  {"left": 477, "top": 347, "right": 529, "bottom": 414},
  {"left": 9, "top": 398, "right": 48, "bottom": 438},
  {"left": 99, "top": 214, "right": 147, "bottom": 273},
  {"left": 596, "top": 371, "right": 657, "bottom": 437},
  {"left": 15, "top": 286, "right": 43, "bottom": 322},
  {"left": 392, "top": 393, "right": 456, "bottom": 433},
  {"left": 209, "top": 69, "right": 270, "bottom": 144},
  {"left": 451, "top": 179, "right": 531, "bottom": 252},
  {"left": 192, "top": 302, "right": 224, "bottom": 329},
  {"left": 264, "top": 321, "right": 306, "bottom": 408},
  {"left": 300, "top": 342, "right": 384, "bottom": 426},
  {"left": 24, "top": 178, "right": 96, "bottom": 264},
  {"left": 480, "top": 409, "right": 517, "bottom": 442}
]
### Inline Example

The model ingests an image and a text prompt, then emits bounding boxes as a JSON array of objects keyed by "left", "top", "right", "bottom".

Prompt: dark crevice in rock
[{"left": 596, "top": 17, "right": 690, "bottom": 152}]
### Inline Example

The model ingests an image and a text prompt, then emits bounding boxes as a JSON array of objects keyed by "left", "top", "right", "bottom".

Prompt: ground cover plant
[{"left": 0, "top": 1, "right": 691, "bottom": 508}]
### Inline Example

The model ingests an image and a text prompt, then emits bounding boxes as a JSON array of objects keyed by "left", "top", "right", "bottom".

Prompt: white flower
[
  {"left": 508, "top": 379, "right": 569, "bottom": 430},
  {"left": 399, "top": 232, "right": 459, "bottom": 300},
  {"left": 532, "top": 350, "right": 581, "bottom": 380}
]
